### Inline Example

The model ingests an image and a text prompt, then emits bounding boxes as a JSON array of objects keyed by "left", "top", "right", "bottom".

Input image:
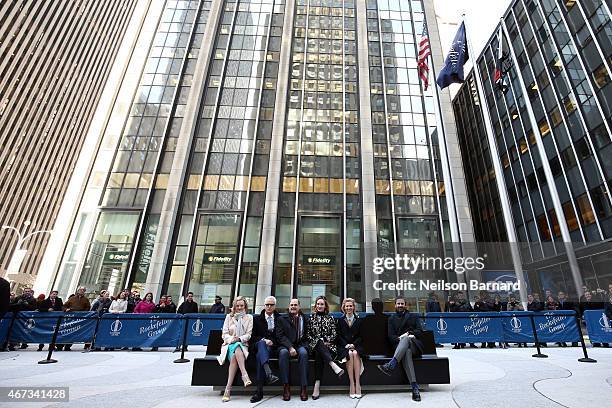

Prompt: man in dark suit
[
  {"left": 37, "top": 290, "right": 63, "bottom": 312},
  {"left": 36, "top": 290, "right": 64, "bottom": 352},
  {"left": 277, "top": 298, "right": 309, "bottom": 401},
  {"left": 250, "top": 295, "right": 281, "bottom": 403},
  {"left": 378, "top": 296, "right": 424, "bottom": 401},
  {"left": 0, "top": 277, "right": 9, "bottom": 320}
]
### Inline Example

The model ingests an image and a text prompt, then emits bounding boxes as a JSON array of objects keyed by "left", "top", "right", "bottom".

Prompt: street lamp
[{"left": 1, "top": 221, "right": 52, "bottom": 279}]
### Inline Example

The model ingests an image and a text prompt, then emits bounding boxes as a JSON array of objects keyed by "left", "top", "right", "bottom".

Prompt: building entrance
[{"left": 297, "top": 216, "right": 342, "bottom": 311}]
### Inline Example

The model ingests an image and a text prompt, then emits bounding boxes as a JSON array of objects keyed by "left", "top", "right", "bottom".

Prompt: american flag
[{"left": 418, "top": 23, "right": 431, "bottom": 90}]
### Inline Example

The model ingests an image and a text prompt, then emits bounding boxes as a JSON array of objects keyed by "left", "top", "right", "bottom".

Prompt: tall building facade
[
  {"left": 454, "top": 0, "right": 612, "bottom": 299},
  {"left": 38, "top": 0, "right": 475, "bottom": 312},
  {"left": 0, "top": 0, "right": 140, "bottom": 288}
]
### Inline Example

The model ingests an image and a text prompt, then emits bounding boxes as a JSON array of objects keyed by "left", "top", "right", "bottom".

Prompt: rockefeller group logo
[
  {"left": 192, "top": 319, "right": 204, "bottom": 336},
  {"left": 110, "top": 319, "right": 123, "bottom": 336}
]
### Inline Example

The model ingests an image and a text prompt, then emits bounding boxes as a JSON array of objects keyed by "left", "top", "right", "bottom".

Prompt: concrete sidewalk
[{"left": 0, "top": 345, "right": 610, "bottom": 407}]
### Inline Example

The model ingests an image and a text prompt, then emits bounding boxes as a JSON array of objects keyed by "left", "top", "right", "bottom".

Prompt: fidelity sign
[{"left": 303, "top": 256, "right": 336, "bottom": 266}]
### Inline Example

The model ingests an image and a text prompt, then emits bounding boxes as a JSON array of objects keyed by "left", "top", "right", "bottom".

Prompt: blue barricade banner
[
  {"left": 9, "top": 311, "right": 97, "bottom": 343},
  {"left": 94, "top": 313, "right": 184, "bottom": 348},
  {"left": 533, "top": 311, "right": 580, "bottom": 342},
  {"left": 584, "top": 310, "right": 612, "bottom": 343},
  {"left": 500, "top": 311, "right": 535, "bottom": 342},
  {"left": 426, "top": 311, "right": 580, "bottom": 343},
  {"left": 0, "top": 313, "right": 13, "bottom": 345},
  {"left": 424, "top": 312, "right": 503, "bottom": 343},
  {"left": 184, "top": 314, "right": 225, "bottom": 346}
]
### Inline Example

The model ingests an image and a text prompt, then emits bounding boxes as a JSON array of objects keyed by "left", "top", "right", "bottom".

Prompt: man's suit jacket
[
  {"left": 388, "top": 311, "right": 424, "bottom": 357},
  {"left": 277, "top": 313, "right": 309, "bottom": 350},
  {"left": 251, "top": 310, "right": 283, "bottom": 349},
  {"left": 37, "top": 297, "right": 64, "bottom": 312}
]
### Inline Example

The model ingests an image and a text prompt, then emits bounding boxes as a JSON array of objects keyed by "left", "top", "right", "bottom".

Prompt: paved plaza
[{"left": 0, "top": 345, "right": 611, "bottom": 407}]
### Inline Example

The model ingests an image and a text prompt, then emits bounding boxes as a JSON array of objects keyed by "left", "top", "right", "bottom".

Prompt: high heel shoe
[
  {"left": 222, "top": 389, "right": 231, "bottom": 402},
  {"left": 242, "top": 374, "right": 252, "bottom": 387}
]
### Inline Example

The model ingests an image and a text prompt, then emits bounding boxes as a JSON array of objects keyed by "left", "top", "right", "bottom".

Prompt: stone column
[
  {"left": 255, "top": 0, "right": 296, "bottom": 313},
  {"left": 355, "top": 0, "right": 379, "bottom": 312}
]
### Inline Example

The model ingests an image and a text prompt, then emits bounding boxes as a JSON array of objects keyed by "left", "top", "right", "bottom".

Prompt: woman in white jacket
[
  {"left": 217, "top": 296, "right": 253, "bottom": 402},
  {"left": 109, "top": 291, "right": 128, "bottom": 314}
]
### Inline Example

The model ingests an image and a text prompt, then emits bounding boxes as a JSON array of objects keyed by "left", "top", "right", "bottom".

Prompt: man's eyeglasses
[{"left": 264, "top": 304, "right": 275, "bottom": 307}]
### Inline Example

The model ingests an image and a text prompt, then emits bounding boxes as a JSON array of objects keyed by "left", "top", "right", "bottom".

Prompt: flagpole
[
  {"left": 420, "top": 8, "right": 467, "bottom": 291},
  {"left": 427, "top": 48, "right": 469, "bottom": 288},
  {"left": 462, "top": 15, "right": 529, "bottom": 308}
]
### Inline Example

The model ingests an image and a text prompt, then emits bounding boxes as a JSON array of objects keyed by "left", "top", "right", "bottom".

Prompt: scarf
[{"left": 234, "top": 311, "right": 247, "bottom": 338}]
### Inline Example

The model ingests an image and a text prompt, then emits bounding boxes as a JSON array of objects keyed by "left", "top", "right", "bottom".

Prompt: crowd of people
[
  {"left": 1, "top": 285, "right": 227, "bottom": 352},
  {"left": 217, "top": 295, "right": 424, "bottom": 403},
  {"left": 426, "top": 283, "right": 612, "bottom": 349}
]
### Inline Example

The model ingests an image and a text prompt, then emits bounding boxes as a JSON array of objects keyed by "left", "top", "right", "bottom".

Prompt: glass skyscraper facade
[
  {"left": 454, "top": 0, "right": 612, "bottom": 299},
  {"left": 0, "top": 0, "right": 138, "bottom": 290},
  {"left": 40, "top": 0, "right": 475, "bottom": 312}
]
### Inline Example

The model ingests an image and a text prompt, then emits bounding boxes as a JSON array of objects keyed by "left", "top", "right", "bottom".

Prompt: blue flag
[{"left": 436, "top": 21, "right": 469, "bottom": 89}]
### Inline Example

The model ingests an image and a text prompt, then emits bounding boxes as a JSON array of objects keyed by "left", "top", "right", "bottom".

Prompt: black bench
[{"left": 192, "top": 314, "right": 450, "bottom": 388}]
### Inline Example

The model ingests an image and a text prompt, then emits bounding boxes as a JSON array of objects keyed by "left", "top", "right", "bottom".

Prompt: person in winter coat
[
  {"left": 9, "top": 287, "right": 37, "bottom": 350},
  {"left": 218, "top": 296, "right": 253, "bottom": 402},
  {"left": 336, "top": 298, "right": 364, "bottom": 399},
  {"left": 36, "top": 290, "right": 64, "bottom": 351},
  {"left": 177, "top": 292, "right": 199, "bottom": 314},
  {"left": 307, "top": 296, "right": 344, "bottom": 400},
  {"left": 174, "top": 292, "right": 199, "bottom": 352},
  {"left": 134, "top": 292, "right": 156, "bottom": 313},
  {"left": 109, "top": 291, "right": 128, "bottom": 313},
  {"left": 94, "top": 291, "right": 112, "bottom": 316}
]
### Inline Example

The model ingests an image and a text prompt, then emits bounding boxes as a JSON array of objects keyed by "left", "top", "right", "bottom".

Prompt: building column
[
  {"left": 255, "top": 0, "right": 296, "bottom": 313},
  {"left": 355, "top": 0, "right": 379, "bottom": 312},
  {"left": 145, "top": 0, "right": 224, "bottom": 299}
]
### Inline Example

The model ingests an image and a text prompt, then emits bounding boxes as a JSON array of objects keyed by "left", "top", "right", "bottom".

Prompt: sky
[{"left": 433, "top": 0, "right": 510, "bottom": 95}]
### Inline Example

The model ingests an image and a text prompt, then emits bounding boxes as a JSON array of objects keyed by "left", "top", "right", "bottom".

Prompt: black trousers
[{"left": 313, "top": 340, "right": 334, "bottom": 381}]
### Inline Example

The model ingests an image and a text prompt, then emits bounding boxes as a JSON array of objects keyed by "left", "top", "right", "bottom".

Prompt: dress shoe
[
  {"left": 19, "top": 343, "right": 28, "bottom": 349},
  {"left": 311, "top": 394, "right": 319, "bottom": 400},
  {"left": 412, "top": 389, "right": 421, "bottom": 401},
  {"left": 250, "top": 393, "right": 263, "bottom": 403},
  {"left": 300, "top": 386, "right": 308, "bottom": 401},
  {"left": 266, "top": 373, "right": 279, "bottom": 385},
  {"left": 377, "top": 362, "right": 393, "bottom": 376},
  {"left": 282, "top": 384, "right": 291, "bottom": 401}
]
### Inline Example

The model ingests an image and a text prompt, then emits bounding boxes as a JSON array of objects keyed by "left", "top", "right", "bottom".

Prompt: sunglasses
[{"left": 264, "top": 304, "right": 275, "bottom": 307}]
